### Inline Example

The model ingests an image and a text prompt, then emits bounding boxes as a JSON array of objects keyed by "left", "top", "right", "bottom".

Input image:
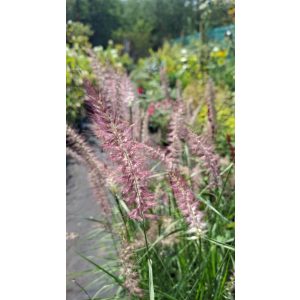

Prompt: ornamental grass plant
[{"left": 67, "top": 50, "right": 235, "bottom": 300}]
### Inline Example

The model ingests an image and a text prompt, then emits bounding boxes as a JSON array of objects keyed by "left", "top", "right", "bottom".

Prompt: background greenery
[
  {"left": 67, "top": 0, "right": 234, "bottom": 59},
  {"left": 66, "top": 19, "right": 234, "bottom": 155}
]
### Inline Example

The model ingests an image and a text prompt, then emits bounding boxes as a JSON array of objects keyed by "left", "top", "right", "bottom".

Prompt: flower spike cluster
[
  {"left": 97, "top": 67, "right": 136, "bottom": 125},
  {"left": 138, "top": 142, "right": 206, "bottom": 237},
  {"left": 185, "top": 128, "right": 220, "bottom": 188},
  {"left": 87, "top": 49, "right": 105, "bottom": 90},
  {"left": 85, "top": 80, "right": 156, "bottom": 221},
  {"left": 66, "top": 126, "right": 111, "bottom": 217},
  {"left": 119, "top": 241, "right": 144, "bottom": 298},
  {"left": 169, "top": 170, "right": 206, "bottom": 237},
  {"left": 166, "top": 101, "right": 185, "bottom": 164}
]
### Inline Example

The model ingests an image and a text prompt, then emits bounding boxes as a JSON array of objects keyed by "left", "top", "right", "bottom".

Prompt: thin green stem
[{"left": 114, "top": 194, "right": 130, "bottom": 240}]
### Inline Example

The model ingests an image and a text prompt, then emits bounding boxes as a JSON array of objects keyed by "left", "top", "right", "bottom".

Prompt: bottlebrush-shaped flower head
[
  {"left": 66, "top": 126, "right": 112, "bottom": 217},
  {"left": 135, "top": 142, "right": 173, "bottom": 170},
  {"left": 166, "top": 101, "right": 185, "bottom": 164},
  {"left": 169, "top": 170, "right": 206, "bottom": 237},
  {"left": 119, "top": 241, "right": 144, "bottom": 298},
  {"left": 100, "top": 69, "right": 136, "bottom": 124},
  {"left": 87, "top": 49, "right": 105, "bottom": 90},
  {"left": 85, "top": 80, "right": 156, "bottom": 221},
  {"left": 119, "top": 74, "right": 135, "bottom": 107},
  {"left": 185, "top": 128, "right": 220, "bottom": 188},
  {"left": 88, "top": 60, "right": 142, "bottom": 141}
]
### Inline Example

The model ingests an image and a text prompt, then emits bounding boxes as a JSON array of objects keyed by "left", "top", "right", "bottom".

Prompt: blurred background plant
[
  {"left": 66, "top": 21, "right": 93, "bottom": 125},
  {"left": 66, "top": 0, "right": 234, "bottom": 55},
  {"left": 131, "top": 38, "right": 234, "bottom": 154},
  {"left": 66, "top": 0, "right": 235, "bottom": 126},
  {"left": 66, "top": 21, "right": 134, "bottom": 126},
  {"left": 93, "top": 41, "right": 134, "bottom": 72}
]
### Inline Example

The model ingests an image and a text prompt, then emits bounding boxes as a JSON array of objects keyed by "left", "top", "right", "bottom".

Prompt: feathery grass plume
[
  {"left": 190, "top": 163, "right": 203, "bottom": 193},
  {"left": 66, "top": 147, "right": 85, "bottom": 165},
  {"left": 85, "top": 81, "right": 157, "bottom": 221},
  {"left": 205, "top": 77, "right": 217, "bottom": 143},
  {"left": 114, "top": 73, "right": 131, "bottom": 123},
  {"left": 66, "top": 126, "right": 112, "bottom": 217},
  {"left": 136, "top": 142, "right": 206, "bottom": 238},
  {"left": 87, "top": 48, "right": 104, "bottom": 90},
  {"left": 124, "top": 141, "right": 208, "bottom": 244},
  {"left": 66, "top": 125, "right": 108, "bottom": 176},
  {"left": 95, "top": 68, "right": 129, "bottom": 122},
  {"left": 166, "top": 102, "right": 185, "bottom": 165},
  {"left": 119, "top": 74, "right": 135, "bottom": 108},
  {"left": 119, "top": 73, "right": 141, "bottom": 140},
  {"left": 185, "top": 128, "right": 220, "bottom": 188},
  {"left": 101, "top": 68, "right": 121, "bottom": 118},
  {"left": 135, "top": 142, "right": 172, "bottom": 170},
  {"left": 119, "top": 241, "right": 144, "bottom": 298},
  {"left": 169, "top": 170, "right": 206, "bottom": 238},
  {"left": 131, "top": 102, "right": 143, "bottom": 141},
  {"left": 100, "top": 68, "right": 138, "bottom": 126},
  {"left": 129, "top": 80, "right": 143, "bottom": 142}
]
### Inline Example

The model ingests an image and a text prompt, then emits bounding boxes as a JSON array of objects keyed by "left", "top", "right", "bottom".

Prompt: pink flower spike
[
  {"left": 169, "top": 171, "right": 206, "bottom": 237},
  {"left": 84, "top": 78, "right": 157, "bottom": 221}
]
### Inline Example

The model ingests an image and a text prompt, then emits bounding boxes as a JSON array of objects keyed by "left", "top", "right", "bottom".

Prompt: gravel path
[{"left": 66, "top": 126, "right": 117, "bottom": 300}]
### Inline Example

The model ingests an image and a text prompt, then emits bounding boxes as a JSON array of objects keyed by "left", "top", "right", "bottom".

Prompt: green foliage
[
  {"left": 130, "top": 40, "right": 234, "bottom": 154},
  {"left": 112, "top": 0, "right": 201, "bottom": 58},
  {"left": 66, "top": 46, "right": 92, "bottom": 124},
  {"left": 72, "top": 165, "right": 235, "bottom": 300},
  {"left": 66, "top": 21, "right": 133, "bottom": 125},
  {"left": 113, "top": 18, "right": 154, "bottom": 59},
  {"left": 67, "top": 0, "right": 121, "bottom": 47},
  {"left": 131, "top": 40, "right": 234, "bottom": 92},
  {"left": 94, "top": 41, "right": 134, "bottom": 72},
  {"left": 192, "top": 85, "right": 235, "bottom": 156},
  {"left": 207, "top": 39, "right": 235, "bottom": 91},
  {"left": 66, "top": 20, "right": 93, "bottom": 49},
  {"left": 66, "top": 22, "right": 94, "bottom": 124},
  {"left": 66, "top": 0, "right": 234, "bottom": 59},
  {"left": 148, "top": 109, "right": 171, "bottom": 145},
  {"left": 198, "top": 0, "right": 234, "bottom": 31}
]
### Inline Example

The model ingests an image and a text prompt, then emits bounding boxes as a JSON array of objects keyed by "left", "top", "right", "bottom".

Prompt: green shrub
[{"left": 66, "top": 22, "right": 133, "bottom": 125}]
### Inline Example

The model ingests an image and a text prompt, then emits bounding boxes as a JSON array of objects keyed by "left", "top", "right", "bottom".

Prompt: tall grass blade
[
  {"left": 197, "top": 195, "right": 230, "bottom": 222},
  {"left": 78, "top": 253, "right": 123, "bottom": 286},
  {"left": 148, "top": 259, "right": 155, "bottom": 300},
  {"left": 203, "top": 237, "right": 235, "bottom": 251}
]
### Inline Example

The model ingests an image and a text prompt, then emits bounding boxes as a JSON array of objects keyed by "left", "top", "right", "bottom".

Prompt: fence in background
[{"left": 173, "top": 24, "right": 235, "bottom": 45}]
